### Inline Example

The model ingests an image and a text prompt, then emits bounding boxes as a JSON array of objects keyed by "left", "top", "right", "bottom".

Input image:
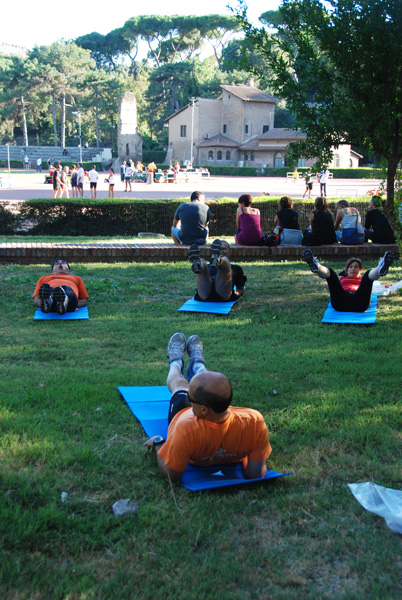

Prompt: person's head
[
  {"left": 279, "top": 196, "right": 294, "bottom": 210},
  {"left": 345, "top": 257, "right": 363, "bottom": 277},
  {"left": 314, "top": 196, "right": 328, "bottom": 212},
  {"left": 238, "top": 194, "right": 253, "bottom": 207},
  {"left": 78, "top": 163, "right": 82, "bottom": 169},
  {"left": 72, "top": 164, "right": 76, "bottom": 170},
  {"left": 336, "top": 200, "right": 349, "bottom": 210},
  {"left": 188, "top": 371, "right": 233, "bottom": 417},
  {"left": 63, "top": 166, "right": 68, "bottom": 172},
  {"left": 51, "top": 259, "right": 71, "bottom": 274},
  {"left": 190, "top": 191, "right": 205, "bottom": 203},
  {"left": 220, "top": 240, "right": 231, "bottom": 257},
  {"left": 369, "top": 196, "right": 385, "bottom": 209},
  {"left": 57, "top": 165, "right": 62, "bottom": 171},
  {"left": 92, "top": 165, "right": 96, "bottom": 170},
  {"left": 110, "top": 168, "right": 114, "bottom": 174}
]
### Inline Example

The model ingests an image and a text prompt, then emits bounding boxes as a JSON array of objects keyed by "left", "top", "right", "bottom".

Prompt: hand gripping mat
[{"left": 118, "top": 385, "right": 292, "bottom": 491}]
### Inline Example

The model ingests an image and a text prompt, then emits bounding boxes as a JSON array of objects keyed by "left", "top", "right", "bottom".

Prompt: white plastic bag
[
  {"left": 348, "top": 482, "right": 402, "bottom": 534},
  {"left": 372, "top": 280, "right": 402, "bottom": 296}
]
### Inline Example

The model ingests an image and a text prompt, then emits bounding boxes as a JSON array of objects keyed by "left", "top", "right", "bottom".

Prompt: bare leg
[
  {"left": 195, "top": 259, "right": 213, "bottom": 300},
  {"left": 167, "top": 363, "right": 189, "bottom": 395},
  {"left": 214, "top": 256, "right": 233, "bottom": 299}
]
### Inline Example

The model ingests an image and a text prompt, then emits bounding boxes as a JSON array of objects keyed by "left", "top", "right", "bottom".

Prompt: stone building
[
  {"left": 165, "top": 81, "right": 359, "bottom": 169},
  {"left": 117, "top": 92, "right": 142, "bottom": 163}
]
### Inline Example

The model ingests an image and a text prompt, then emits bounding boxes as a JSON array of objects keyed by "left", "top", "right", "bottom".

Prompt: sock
[{"left": 192, "top": 362, "right": 206, "bottom": 375}]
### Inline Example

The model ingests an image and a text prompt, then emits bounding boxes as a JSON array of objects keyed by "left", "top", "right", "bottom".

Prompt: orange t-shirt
[
  {"left": 339, "top": 275, "right": 362, "bottom": 293},
  {"left": 32, "top": 274, "right": 89, "bottom": 300},
  {"left": 158, "top": 407, "right": 272, "bottom": 473}
]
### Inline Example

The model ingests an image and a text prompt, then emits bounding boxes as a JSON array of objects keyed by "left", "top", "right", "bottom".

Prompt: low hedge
[{"left": 7, "top": 197, "right": 373, "bottom": 237}]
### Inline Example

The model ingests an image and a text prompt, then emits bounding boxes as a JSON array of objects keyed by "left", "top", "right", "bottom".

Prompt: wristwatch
[{"left": 153, "top": 436, "right": 166, "bottom": 447}]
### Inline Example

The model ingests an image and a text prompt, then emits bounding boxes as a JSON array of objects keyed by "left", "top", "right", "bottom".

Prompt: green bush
[
  {"left": 142, "top": 151, "right": 166, "bottom": 164},
  {"left": 0, "top": 202, "right": 20, "bottom": 234},
  {"left": 16, "top": 197, "right": 373, "bottom": 237}
]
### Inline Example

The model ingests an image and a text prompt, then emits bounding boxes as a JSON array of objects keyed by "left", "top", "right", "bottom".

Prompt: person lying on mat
[
  {"left": 188, "top": 239, "right": 247, "bottom": 302},
  {"left": 143, "top": 333, "right": 272, "bottom": 483},
  {"left": 302, "top": 249, "right": 394, "bottom": 312},
  {"left": 33, "top": 259, "right": 89, "bottom": 315}
]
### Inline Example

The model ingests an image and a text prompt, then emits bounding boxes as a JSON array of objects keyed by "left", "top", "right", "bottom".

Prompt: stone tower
[{"left": 117, "top": 92, "right": 142, "bottom": 163}]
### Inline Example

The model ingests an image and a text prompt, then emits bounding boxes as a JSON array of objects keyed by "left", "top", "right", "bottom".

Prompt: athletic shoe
[
  {"left": 53, "top": 286, "right": 69, "bottom": 315},
  {"left": 188, "top": 244, "right": 202, "bottom": 274},
  {"left": 302, "top": 248, "right": 320, "bottom": 273},
  {"left": 167, "top": 332, "right": 186, "bottom": 371},
  {"left": 210, "top": 239, "right": 222, "bottom": 268},
  {"left": 377, "top": 251, "right": 394, "bottom": 277},
  {"left": 39, "top": 283, "right": 53, "bottom": 313},
  {"left": 186, "top": 334, "right": 205, "bottom": 380}
]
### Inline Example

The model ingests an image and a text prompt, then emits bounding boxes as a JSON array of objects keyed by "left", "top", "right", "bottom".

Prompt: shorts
[
  {"left": 90, "top": 182, "right": 97, "bottom": 189},
  {"left": 109, "top": 183, "right": 114, "bottom": 187},
  {"left": 53, "top": 183, "right": 60, "bottom": 190},
  {"left": 194, "top": 281, "right": 237, "bottom": 302},
  {"left": 125, "top": 176, "right": 131, "bottom": 181},
  {"left": 78, "top": 182, "right": 83, "bottom": 189},
  {"left": 168, "top": 390, "right": 191, "bottom": 424},
  {"left": 307, "top": 183, "right": 313, "bottom": 190}
]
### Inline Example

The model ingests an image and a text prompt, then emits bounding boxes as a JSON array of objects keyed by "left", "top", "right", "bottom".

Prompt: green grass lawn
[{"left": 1, "top": 259, "right": 402, "bottom": 600}]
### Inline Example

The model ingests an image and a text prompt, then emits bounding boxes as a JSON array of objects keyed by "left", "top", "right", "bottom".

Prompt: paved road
[{"left": 0, "top": 170, "right": 380, "bottom": 202}]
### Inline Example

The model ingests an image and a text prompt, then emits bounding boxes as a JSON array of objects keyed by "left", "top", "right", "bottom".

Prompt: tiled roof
[
  {"left": 259, "top": 128, "right": 307, "bottom": 140},
  {"left": 198, "top": 134, "right": 239, "bottom": 148},
  {"left": 220, "top": 84, "right": 278, "bottom": 103}
]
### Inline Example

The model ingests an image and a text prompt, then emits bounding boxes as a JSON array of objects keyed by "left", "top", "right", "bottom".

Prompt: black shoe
[
  {"left": 302, "top": 248, "right": 320, "bottom": 273},
  {"left": 210, "top": 239, "right": 222, "bottom": 268},
  {"left": 377, "top": 251, "right": 394, "bottom": 277},
  {"left": 53, "top": 286, "right": 69, "bottom": 315},
  {"left": 188, "top": 244, "right": 201, "bottom": 274},
  {"left": 39, "top": 283, "right": 53, "bottom": 313}
]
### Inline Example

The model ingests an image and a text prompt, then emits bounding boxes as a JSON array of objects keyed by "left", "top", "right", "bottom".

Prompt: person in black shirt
[{"left": 365, "top": 197, "right": 395, "bottom": 243}]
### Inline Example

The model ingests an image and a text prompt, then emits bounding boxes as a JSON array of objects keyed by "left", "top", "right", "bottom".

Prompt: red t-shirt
[
  {"left": 339, "top": 276, "right": 362, "bottom": 293},
  {"left": 32, "top": 274, "right": 89, "bottom": 300},
  {"left": 158, "top": 406, "right": 272, "bottom": 473}
]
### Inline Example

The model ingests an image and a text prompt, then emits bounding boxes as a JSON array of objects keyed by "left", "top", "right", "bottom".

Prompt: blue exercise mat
[
  {"left": 118, "top": 385, "right": 292, "bottom": 491},
  {"left": 178, "top": 297, "right": 240, "bottom": 314},
  {"left": 34, "top": 306, "right": 89, "bottom": 320},
  {"left": 322, "top": 295, "right": 377, "bottom": 324}
]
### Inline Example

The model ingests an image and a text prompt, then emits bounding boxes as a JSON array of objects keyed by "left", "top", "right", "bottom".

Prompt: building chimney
[{"left": 248, "top": 78, "right": 254, "bottom": 87}]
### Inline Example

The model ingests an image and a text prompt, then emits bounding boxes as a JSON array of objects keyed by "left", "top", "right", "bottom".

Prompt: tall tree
[{"left": 240, "top": 0, "right": 402, "bottom": 214}]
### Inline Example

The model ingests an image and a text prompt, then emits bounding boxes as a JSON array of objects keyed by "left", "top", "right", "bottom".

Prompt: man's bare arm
[
  {"left": 143, "top": 437, "right": 184, "bottom": 483},
  {"left": 242, "top": 458, "right": 267, "bottom": 479}
]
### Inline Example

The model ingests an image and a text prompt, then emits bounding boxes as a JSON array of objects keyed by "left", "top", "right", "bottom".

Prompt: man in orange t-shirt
[
  {"left": 33, "top": 259, "right": 89, "bottom": 315},
  {"left": 144, "top": 332, "right": 272, "bottom": 483}
]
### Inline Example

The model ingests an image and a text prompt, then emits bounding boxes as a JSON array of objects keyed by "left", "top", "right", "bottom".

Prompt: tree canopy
[{"left": 240, "top": 0, "right": 402, "bottom": 213}]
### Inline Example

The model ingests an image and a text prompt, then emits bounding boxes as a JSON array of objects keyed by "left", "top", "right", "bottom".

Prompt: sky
[{"left": 2, "top": 0, "right": 280, "bottom": 50}]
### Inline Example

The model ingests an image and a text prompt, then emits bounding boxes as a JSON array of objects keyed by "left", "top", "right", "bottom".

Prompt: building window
[
  {"left": 274, "top": 152, "right": 284, "bottom": 168},
  {"left": 223, "top": 124, "right": 227, "bottom": 134},
  {"left": 263, "top": 125, "right": 269, "bottom": 133},
  {"left": 297, "top": 159, "right": 305, "bottom": 167},
  {"left": 334, "top": 153, "right": 340, "bottom": 167},
  {"left": 244, "top": 152, "right": 249, "bottom": 161},
  {"left": 244, "top": 125, "right": 249, "bottom": 134},
  {"left": 251, "top": 153, "right": 255, "bottom": 161},
  {"left": 226, "top": 151, "right": 231, "bottom": 160},
  {"left": 217, "top": 151, "right": 222, "bottom": 160},
  {"left": 180, "top": 125, "right": 187, "bottom": 137},
  {"left": 208, "top": 151, "right": 213, "bottom": 160}
]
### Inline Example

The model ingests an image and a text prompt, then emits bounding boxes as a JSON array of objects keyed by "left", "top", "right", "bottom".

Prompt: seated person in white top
[{"left": 334, "top": 200, "right": 365, "bottom": 244}]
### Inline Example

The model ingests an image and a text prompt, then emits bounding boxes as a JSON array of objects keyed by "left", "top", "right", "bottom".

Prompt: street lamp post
[{"left": 189, "top": 97, "right": 196, "bottom": 166}]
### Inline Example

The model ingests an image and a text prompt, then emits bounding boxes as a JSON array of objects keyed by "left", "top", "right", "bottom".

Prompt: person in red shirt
[
  {"left": 143, "top": 332, "right": 272, "bottom": 483},
  {"left": 33, "top": 259, "right": 89, "bottom": 315},
  {"left": 303, "top": 249, "right": 394, "bottom": 312}
]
